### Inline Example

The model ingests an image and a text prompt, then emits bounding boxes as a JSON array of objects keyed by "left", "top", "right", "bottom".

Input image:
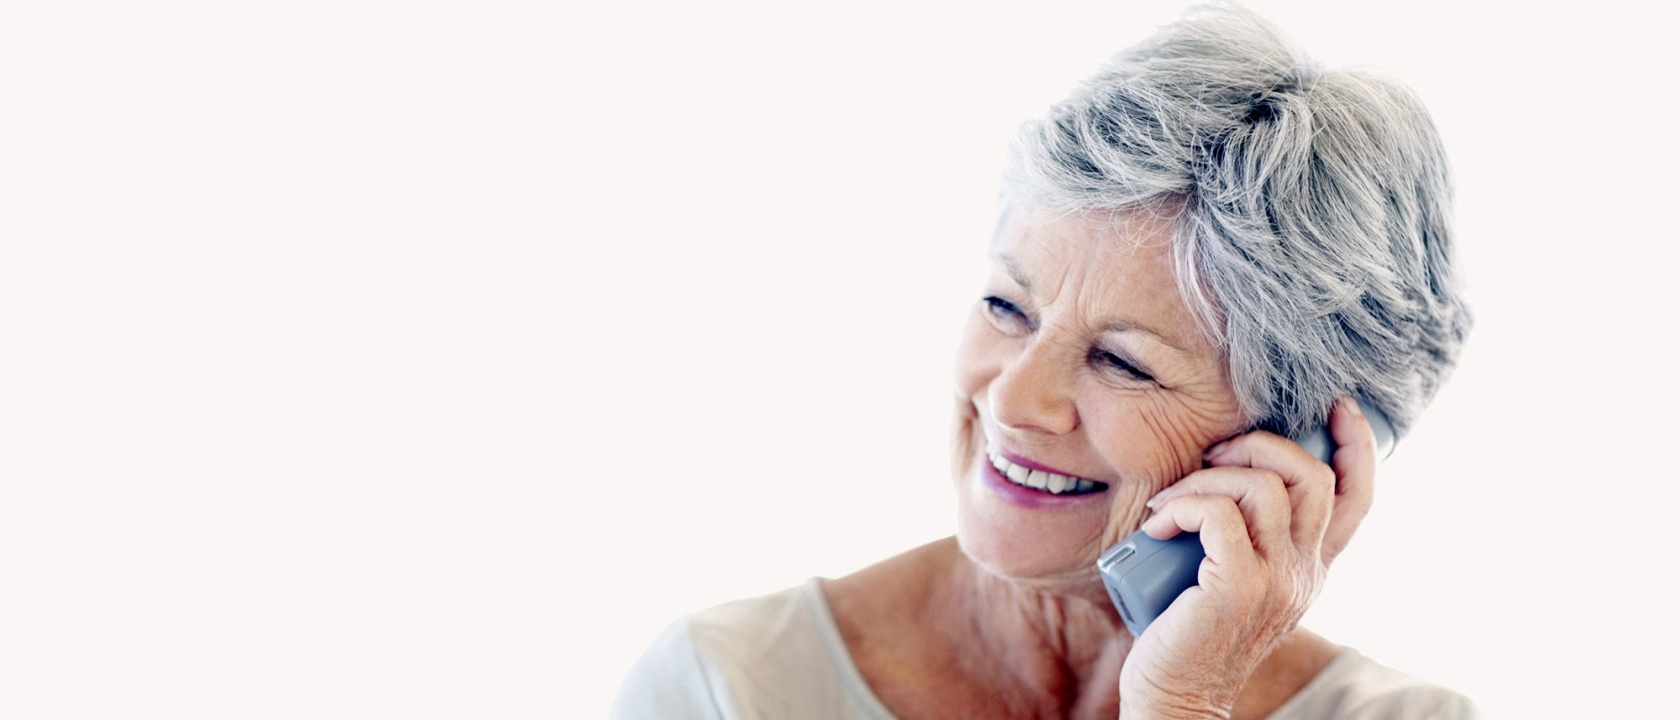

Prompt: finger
[
  {"left": 1203, "top": 430, "right": 1336, "bottom": 553},
  {"left": 1324, "top": 396, "right": 1377, "bottom": 565},
  {"left": 1329, "top": 396, "right": 1377, "bottom": 495},
  {"left": 1141, "top": 494, "right": 1258, "bottom": 576},
  {"left": 1146, "top": 467, "right": 1291, "bottom": 555}
]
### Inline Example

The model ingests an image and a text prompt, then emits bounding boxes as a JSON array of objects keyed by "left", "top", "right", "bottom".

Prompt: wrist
[
  {"left": 1119, "top": 692, "right": 1231, "bottom": 720},
  {"left": 1120, "top": 679, "right": 1235, "bottom": 720}
]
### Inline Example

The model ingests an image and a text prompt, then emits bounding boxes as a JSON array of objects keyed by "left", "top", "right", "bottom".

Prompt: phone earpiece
[{"left": 1293, "top": 396, "right": 1396, "bottom": 465}]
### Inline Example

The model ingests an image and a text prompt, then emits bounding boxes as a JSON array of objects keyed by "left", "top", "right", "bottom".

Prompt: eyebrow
[
  {"left": 1103, "top": 321, "right": 1191, "bottom": 356},
  {"left": 993, "top": 252, "right": 1193, "bottom": 356},
  {"left": 998, "top": 253, "right": 1032, "bottom": 293}
]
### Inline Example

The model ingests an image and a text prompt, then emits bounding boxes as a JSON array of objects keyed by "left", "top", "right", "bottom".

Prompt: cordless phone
[{"left": 1095, "top": 398, "right": 1395, "bottom": 637}]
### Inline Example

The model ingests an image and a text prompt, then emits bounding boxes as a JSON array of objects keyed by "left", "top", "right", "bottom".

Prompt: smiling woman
[
  {"left": 951, "top": 209, "right": 1243, "bottom": 588},
  {"left": 608, "top": 3, "right": 1474, "bottom": 719}
]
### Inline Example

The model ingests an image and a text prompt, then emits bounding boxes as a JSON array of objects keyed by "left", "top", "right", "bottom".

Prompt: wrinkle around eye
[
  {"left": 982, "top": 295, "right": 1033, "bottom": 334},
  {"left": 1085, "top": 341, "right": 1162, "bottom": 386}
]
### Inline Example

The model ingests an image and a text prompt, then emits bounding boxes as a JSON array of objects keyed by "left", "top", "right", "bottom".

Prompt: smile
[{"left": 986, "top": 447, "right": 1109, "bottom": 495}]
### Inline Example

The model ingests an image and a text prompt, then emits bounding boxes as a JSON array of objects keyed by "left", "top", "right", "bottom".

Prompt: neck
[
  {"left": 931, "top": 539, "right": 1131, "bottom": 719},
  {"left": 826, "top": 536, "right": 1337, "bottom": 720}
]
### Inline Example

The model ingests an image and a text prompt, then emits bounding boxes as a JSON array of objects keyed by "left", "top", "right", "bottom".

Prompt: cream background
[{"left": 2, "top": 1, "right": 1673, "bottom": 718}]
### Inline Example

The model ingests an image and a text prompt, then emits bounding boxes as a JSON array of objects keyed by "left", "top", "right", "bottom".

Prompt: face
[{"left": 952, "top": 207, "right": 1245, "bottom": 593}]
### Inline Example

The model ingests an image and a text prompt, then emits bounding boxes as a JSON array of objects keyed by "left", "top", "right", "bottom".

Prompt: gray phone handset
[{"left": 1095, "top": 397, "right": 1395, "bottom": 638}]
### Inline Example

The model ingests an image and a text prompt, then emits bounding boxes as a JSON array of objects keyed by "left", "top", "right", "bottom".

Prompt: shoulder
[
  {"left": 1269, "top": 648, "right": 1479, "bottom": 720},
  {"left": 610, "top": 580, "right": 890, "bottom": 720},
  {"left": 609, "top": 615, "right": 727, "bottom": 720},
  {"left": 683, "top": 580, "right": 822, "bottom": 662}
]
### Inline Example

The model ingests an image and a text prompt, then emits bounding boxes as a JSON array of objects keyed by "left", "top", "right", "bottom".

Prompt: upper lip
[
  {"left": 978, "top": 413, "right": 1111, "bottom": 484},
  {"left": 988, "top": 443, "right": 1101, "bottom": 482}
]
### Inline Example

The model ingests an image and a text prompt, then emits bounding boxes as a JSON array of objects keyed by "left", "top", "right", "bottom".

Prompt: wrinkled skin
[{"left": 827, "top": 207, "right": 1376, "bottom": 720}]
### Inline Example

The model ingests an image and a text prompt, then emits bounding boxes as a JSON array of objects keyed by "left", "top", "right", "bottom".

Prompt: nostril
[{"left": 989, "top": 371, "right": 1079, "bottom": 436}]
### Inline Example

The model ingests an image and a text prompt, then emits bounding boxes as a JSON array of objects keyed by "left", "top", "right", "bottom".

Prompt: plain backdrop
[{"left": 3, "top": 1, "right": 1675, "bottom": 718}]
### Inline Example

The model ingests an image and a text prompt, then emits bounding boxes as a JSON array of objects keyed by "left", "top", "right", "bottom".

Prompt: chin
[{"left": 953, "top": 489, "right": 1107, "bottom": 591}]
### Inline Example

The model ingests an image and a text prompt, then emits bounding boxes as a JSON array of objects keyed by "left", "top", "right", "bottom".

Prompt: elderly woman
[{"left": 612, "top": 4, "right": 1474, "bottom": 719}]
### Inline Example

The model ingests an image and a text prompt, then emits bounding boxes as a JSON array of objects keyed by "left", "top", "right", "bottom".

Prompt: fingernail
[
  {"left": 1203, "top": 440, "right": 1230, "bottom": 460},
  {"left": 1342, "top": 396, "right": 1363, "bottom": 416},
  {"left": 1145, "top": 487, "right": 1170, "bottom": 508}
]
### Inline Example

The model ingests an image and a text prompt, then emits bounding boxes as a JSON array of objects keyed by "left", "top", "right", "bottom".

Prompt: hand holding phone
[{"left": 1096, "top": 397, "right": 1394, "bottom": 637}]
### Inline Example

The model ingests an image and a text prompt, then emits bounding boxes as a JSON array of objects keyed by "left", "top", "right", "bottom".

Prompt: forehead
[{"left": 992, "top": 209, "right": 1209, "bottom": 353}]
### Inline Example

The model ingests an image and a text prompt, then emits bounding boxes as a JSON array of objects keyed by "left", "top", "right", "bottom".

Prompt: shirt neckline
[
  {"left": 796, "top": 576, "right": 1361, "bottom": 720},
  {"left": 800, "top": 577, "right": 903, "bottom": 720}
]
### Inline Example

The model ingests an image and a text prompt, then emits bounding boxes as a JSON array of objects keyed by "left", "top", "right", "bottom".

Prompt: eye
[
  {"left": 1093, "top": 348, "right": 1156, "bottom": 384},
  {"left": 982, "top": 295, "right": 1033, "bottom": 333}
]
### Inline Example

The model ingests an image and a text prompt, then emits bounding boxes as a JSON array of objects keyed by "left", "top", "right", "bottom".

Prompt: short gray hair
[{"left": 1003, "top": 2, "right": 1471, "bottom": 438}]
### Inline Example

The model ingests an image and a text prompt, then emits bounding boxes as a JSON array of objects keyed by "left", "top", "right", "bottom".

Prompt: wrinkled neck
[{"left": 935, "top": 544, "right": 1132, "bottom": 719}]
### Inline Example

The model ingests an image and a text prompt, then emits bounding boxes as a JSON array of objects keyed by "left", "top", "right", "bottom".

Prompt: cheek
[
  {"left": 953, "top": 311, "right": 1007, "bottom": 399},
  {"left": 1082, "top": 392, "right": 1239, "bottom": 490}
]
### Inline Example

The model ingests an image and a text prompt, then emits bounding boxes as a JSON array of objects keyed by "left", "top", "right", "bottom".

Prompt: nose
[{"left": 988, "top": 337, "right": 1080, "bottom": 435}]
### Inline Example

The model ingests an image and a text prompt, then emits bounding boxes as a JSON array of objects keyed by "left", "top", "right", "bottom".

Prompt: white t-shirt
[{"left": 610, "top": 579, "right": 1477, "bottom": 720}]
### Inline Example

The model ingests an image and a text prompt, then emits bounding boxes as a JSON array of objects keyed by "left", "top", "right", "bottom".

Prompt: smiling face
[{"left": 952, "top": 207, "right": 1246, "bottom": 592}]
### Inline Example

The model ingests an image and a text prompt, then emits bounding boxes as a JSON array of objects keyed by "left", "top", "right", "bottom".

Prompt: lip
[
  {"left": 979, "top": 447, "right": 1110, "bottom": 509},
  {"left": 996, "top": 449, "right": 1089, "bottom": 480}
]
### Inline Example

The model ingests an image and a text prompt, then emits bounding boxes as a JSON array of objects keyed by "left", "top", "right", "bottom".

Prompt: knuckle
[
  {"left": 1310, "top": 464, "right": 1336, "bottom": 490},
  {"left": 1217, "top": 498, "right": 1245, "bottom": 522},
  {"left": 1257, "top": 470, "right": 1288, "bottom": 501}
]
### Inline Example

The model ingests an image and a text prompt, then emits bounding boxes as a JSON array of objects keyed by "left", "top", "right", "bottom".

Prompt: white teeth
[
  {"left": 1007, "top": 464, "right": 1030, "bottom": 483},
  {"left": 986, "top": 446, "right": 1103, "bottom": 495}
]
